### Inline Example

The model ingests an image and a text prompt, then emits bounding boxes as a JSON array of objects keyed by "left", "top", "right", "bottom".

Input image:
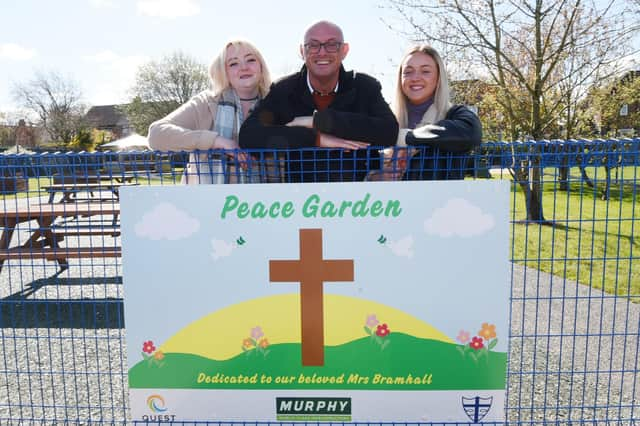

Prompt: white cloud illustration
[
  {"left": 424, "top": 198, "right": 495, "bottom": 238},
  {"left": 211, "top": 239, "right": 237, "bottom": 261},
  {"left": 386, "top": 235, "right": 414, "bottom": 259},
  {"left": 134, "top": 202, "right": 199, "bottom": 240}
]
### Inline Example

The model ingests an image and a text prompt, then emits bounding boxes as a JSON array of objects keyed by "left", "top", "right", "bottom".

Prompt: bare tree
[
  {"left": 385, "top": 0, "right": 634, "bottom": 222},
  {"left": 631, "top": 0, "right": 640, "bottom": 30},
  {"left": 126, "top": 51, "right": 209, "bottom": 134},
  {"left": 11, "top": 71, "right": 86, "bottom": 143}
]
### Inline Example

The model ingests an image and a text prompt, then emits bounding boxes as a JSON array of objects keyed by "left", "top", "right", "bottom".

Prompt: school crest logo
[{"left": 462, "top": 396, "right": 493, "bottom": 423}]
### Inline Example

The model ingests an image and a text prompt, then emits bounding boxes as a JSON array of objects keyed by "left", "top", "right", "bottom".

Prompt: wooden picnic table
[
  {"left": 53, "top": 173, "right": 137, "bottom": 185},
  {"left": 101, "top": 173, "right": 137, "bottom": 183},
  {"left": 42, "top": 182, "right": 138, "bottom": 203},
  {"left": 0, "top": 202, "right": 121, "bottom": 272}
]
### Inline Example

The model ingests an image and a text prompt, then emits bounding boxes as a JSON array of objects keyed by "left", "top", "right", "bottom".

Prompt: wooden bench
[
  {"left": 0, "top": 246, "right": 121, "bottom": 261},
  {"left": 53, "top": 173, "right": 136, "bottom": 185},
  {"left": 51, "top": 224, "right": 121, "bottom": 237},
  {"left": 0, "top": 202, "right": 121, "bottom": 272}
]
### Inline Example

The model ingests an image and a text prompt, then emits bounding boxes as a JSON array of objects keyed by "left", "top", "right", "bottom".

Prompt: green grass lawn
[{"left": 510, "top": 166, "right": 639, "bottom": 299}]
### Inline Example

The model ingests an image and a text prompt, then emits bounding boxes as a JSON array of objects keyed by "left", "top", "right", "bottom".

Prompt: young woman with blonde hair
[
  {"left": 148, "top": 39, "right": 271, "bottom": 183},
  {"left": 388, "top": 44, "right": 481, "bottom": 180}
]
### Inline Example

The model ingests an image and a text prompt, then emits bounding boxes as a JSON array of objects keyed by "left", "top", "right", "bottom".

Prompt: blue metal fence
[{"left": 0, "top": 139, "right": 638, "bottom": 425}]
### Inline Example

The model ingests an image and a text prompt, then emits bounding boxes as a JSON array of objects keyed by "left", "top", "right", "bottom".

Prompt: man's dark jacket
[{"left": 240, "top": 65, "right": 398, "bottom": 182}]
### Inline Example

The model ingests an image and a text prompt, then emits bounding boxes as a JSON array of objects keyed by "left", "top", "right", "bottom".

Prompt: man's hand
[
  {"left": 285, "top": 116, "right": 314, "bottom": 128},
  {"left": 318, "top": 133, "right": 370, "bottom": 150},
  {"left": 413, "top": 124, "right": 445, "bottom": 139}
]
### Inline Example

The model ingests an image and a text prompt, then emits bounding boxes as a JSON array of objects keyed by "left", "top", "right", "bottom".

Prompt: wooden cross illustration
[{"left": 270, "top": 228, "right": 354, "bottom": 366}]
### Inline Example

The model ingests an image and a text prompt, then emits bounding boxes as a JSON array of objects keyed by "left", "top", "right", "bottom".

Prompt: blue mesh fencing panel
[{"left": 0, "top": 139, "right": 638, "bottom": 425}]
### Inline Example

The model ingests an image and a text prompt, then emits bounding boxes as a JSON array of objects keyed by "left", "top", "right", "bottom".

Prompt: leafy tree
[
  {"left": 68, "top": 127, "right": 95, "bottom": 152},
  {"left": 0, "top": 126, "right": 12, "bottom": 147},
  {"left": 451, "top": 79, "right": 505, "bottom": 142},
  {"left": 11, "top": 71, "right": 87, "bottom": 143},
  {"left": 125, "top": 51, "right": 209, "bottom": 134},
  {"left": 588, "top": 71, "right": 640, "bottom": 138},
  {"left": 0, "top": 112, "right": 13, "bottom": 146}
]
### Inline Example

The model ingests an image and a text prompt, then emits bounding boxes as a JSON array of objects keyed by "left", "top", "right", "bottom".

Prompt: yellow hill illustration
[{"left": 160, "top": 294, "right": 452, "bottom": 360}]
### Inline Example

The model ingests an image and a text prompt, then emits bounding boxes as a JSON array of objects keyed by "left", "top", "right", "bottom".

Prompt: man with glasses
[{"left": 240, "top": 20, "right": 398, "bottom": 182}]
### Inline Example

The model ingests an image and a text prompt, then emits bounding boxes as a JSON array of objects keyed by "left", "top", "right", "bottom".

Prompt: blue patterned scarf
[{"left": 213, "top": 87, "right": 243, "bottom": 140}]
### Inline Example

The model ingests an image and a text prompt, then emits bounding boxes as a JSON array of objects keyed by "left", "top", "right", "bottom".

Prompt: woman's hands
[
  {"left": 213, "top": 136, "right": 250, "bottom": 169},
  {"left": 213, "top": 135, "right": 240, "bottom": 150},
  {"left": 375, "top": 147, "right": 411, "bottom": 181}
]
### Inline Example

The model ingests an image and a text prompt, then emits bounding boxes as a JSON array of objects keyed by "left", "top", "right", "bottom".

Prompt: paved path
[{"left": 508, "top": 264, "right": 639, "bottom": 424}]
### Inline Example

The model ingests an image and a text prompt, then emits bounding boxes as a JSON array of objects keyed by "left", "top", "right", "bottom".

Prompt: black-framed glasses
[{"left": 304, "top": 41, "right": 343, "bottom": 54}]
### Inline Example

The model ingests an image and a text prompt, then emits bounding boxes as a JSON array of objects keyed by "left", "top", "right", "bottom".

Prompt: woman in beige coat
[{"left": 148, "top": 39, "right": 271, "bottom": 184}]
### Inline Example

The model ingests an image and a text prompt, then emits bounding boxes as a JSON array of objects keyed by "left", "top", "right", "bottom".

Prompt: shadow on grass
[
  {"left": 550, "top": 178, "right": 638, "bottom": 203},
  {"left": 513, "top": 220, "right": 638, "bottom": 247},
  {"left": 0, "top": 276, "right": 124, "bottom": 329}
]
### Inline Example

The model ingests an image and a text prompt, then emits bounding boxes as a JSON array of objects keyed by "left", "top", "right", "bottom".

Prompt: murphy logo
[{"left": 276, "top": 397, "right": 352, "bottom": 421}]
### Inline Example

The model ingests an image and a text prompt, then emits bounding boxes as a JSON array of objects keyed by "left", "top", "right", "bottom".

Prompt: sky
[{"left": 0, "top": 0, "right": 410, "bottom": 121}]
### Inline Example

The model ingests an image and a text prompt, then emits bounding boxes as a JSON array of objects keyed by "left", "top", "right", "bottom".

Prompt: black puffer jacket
[{"left": 402, "top": 105, "right": 482, "bottom": 180}]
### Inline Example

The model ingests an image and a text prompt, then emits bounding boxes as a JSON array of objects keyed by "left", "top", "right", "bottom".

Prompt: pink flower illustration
[
  {"left": 243, "top": 327, "right": 270, "bottom": 357},
  {"left": 364, "top": 315, "right": 391, "bottom": 350},
  {"left": 456, "top": 322, "right": 500, "bottom": 361},
  {"left": 457, "top": 330, "right": 471, "bottom": 344},
  {"left": 251, "top": 326, "right": 264, "bottom": 340},
  {"left": 366, "top": 314, "right": 379, "bottom": 328}
]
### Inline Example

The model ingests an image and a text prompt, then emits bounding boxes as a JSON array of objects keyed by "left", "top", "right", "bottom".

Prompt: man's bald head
[{"left": 303, "top": 20, "right": 344, "bottom": 43}]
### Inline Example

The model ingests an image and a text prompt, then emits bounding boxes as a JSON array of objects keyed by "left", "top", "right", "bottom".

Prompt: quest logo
[
  {"left": 147, "top": 394, "right": 167, "bottom": 413},
  {"left": 142, "top": 394, "right": 176, "bottom": 422}
]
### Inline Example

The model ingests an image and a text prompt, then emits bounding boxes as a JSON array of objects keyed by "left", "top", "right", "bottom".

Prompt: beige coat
[
  {"left": 148, "top": 91, "right": 229, "bottom": 184},
  {"left": 148, "top": 90, "right": 282, "bottom": 184},
  {"left": 148, "top": 90, "right": 221, "bottom": 152}
]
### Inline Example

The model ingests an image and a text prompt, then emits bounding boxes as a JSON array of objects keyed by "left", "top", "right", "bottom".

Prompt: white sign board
[{"left": 121, "top": 180, "right": 510, "bottom": 423}]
